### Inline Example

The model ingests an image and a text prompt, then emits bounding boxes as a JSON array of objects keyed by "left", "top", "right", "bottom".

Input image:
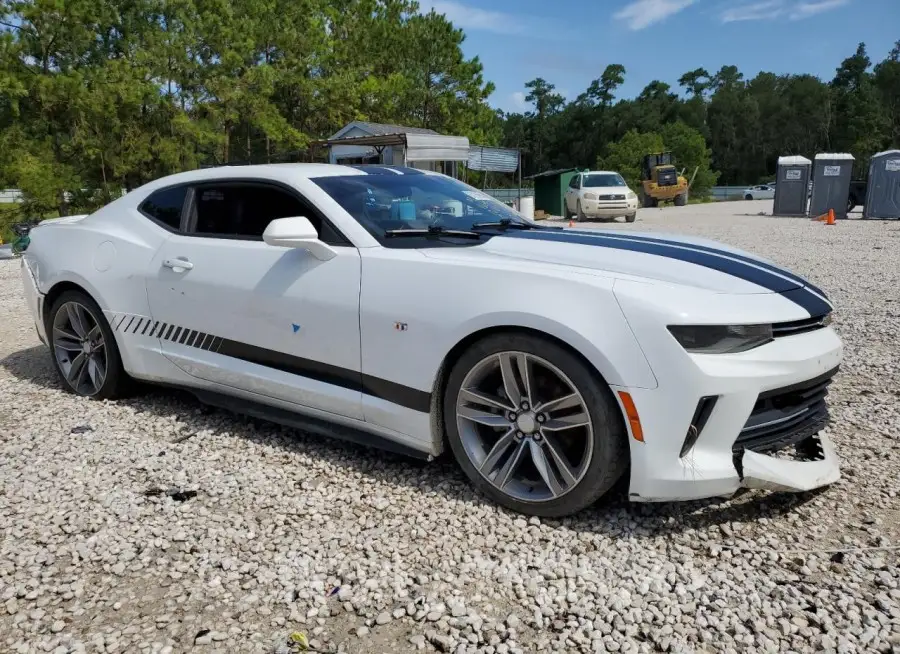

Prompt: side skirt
[{"left": 156, "top": 383, "right": 435, "bottom": 461}]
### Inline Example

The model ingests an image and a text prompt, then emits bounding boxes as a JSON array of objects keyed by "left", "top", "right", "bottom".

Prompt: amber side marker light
[{"left": 617, "top": 391, "right": 644, "bottom": 443}]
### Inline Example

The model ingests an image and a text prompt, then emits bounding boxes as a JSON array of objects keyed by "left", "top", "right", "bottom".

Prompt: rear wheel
[
  {"left": 47, "top": 291, "right": 128, "bottom": 399},
  {"left": 444, "top": 333, "right": 628, "bottom": 517},
  {"left": 675, "top": 192, "right": 687, "bottom": 207}
]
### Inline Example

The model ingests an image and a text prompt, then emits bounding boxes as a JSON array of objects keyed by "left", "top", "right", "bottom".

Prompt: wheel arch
[
  {"left": 42, "top": 279, "right": 101, "bottom": 332},
  {"left": 430, "top": 324, "right": 629, "bottom": 455}
]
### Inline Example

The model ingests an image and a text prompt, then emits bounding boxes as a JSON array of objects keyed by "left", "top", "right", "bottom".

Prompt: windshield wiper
[
  {"left": 470, "top": 218, "right": 536, "bottom": 230},
  {"left": 384, "top": 225, "right": 483, "bottom": 239}
]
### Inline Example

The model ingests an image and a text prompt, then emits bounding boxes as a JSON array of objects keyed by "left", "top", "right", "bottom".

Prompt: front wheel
[
  {"left": 625, "top": 213, "right": 636, "bottom": 223},
  {"left": 443, "top": 333, "right": 629, "bottom": 517},
  {"left": 674, "top": 192, "right": 687, "bottom": 207},
  {"left": 745, "top": 193, "right": 753, "bottom": 201},
  {"left": 47, "top": 290, "right": 129, "bottom": 399},
  {"left": 576, "top": 201, "right": 586, "bottom": 222}
]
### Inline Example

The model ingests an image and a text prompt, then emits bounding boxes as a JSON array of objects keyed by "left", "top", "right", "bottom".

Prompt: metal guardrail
[{"left": 0, "top": 189, "right": 23, "bottom": 204}]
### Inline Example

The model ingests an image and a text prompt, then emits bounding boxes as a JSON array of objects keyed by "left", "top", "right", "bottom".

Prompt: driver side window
[{"left": 186, "top": 182, "right": 346, "bottom": 244}]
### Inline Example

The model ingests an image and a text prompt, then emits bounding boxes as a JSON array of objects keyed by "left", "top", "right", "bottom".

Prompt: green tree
[
  {"left": 597, "top": 129, "right": 664, "bottom": 191},
  {"left": 659, "top": 121, "right": 718, "bottom": 196}
]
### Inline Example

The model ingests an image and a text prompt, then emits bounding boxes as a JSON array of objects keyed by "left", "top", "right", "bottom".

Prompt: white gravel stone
[{"left": 1, "top": 205, "right": 899, "bottom": 653}]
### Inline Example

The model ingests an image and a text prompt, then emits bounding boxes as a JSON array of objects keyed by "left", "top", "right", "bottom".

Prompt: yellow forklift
[{"left": 638, "top": 152, "right": 690, "bottom": 208}]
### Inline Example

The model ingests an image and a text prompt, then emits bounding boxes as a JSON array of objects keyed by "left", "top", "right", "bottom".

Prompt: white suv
[{"left": 564, "top": 171, "right": 639, "bottom": 222}]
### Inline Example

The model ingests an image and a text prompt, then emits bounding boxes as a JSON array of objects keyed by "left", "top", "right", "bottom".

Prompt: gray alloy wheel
[
  {"left": 52, "top": 301, "right": 108, "bottom": 396},
  {"left": 455, "top": 351, "right": 594, "bottom": 503},
  {"left": 47, "top": 290, "right": 128, "bottom": 399},
  {"left": 444, "top": 334, "right": 628, "bottom": 516}
]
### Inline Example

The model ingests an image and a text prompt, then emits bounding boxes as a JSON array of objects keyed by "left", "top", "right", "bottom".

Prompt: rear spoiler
[{"left": 38, "top": 214, "right": 90, "bottom": 226}]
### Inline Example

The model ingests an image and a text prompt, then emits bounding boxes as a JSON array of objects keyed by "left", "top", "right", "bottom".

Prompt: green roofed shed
[{"left": 526, "top": 168, "right": 580, "bottom": 217}]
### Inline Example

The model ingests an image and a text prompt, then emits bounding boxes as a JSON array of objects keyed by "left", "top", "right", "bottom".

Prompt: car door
[
  {"left": 763, "top": 185, "right": 776, "bottom": 199},
  {"left": 144, "top": 180, "right": 364, "bottom": 420}
]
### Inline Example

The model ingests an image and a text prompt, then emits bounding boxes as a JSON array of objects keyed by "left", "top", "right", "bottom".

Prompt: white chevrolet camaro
[{"left": 20, "top": 164, "right": 842, "bottom": 517}]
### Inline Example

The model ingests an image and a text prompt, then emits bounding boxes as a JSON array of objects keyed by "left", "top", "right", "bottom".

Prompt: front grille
[
  {"left": 657, "top": 170, "right": 677, "bottom": 186},
  {"left": 598, "top": 194, "right": 626, "bottom": 201},
  {"left": 772, "top": 313, "right": 831, "bottom": 338},
  {"left": 733, "top": 366, "right": 838, "bottom": 454}
]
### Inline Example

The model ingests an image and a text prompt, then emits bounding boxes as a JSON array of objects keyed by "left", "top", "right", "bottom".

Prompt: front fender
[{"left": 444, "top": 309, "right": 659, "bottom": 392}]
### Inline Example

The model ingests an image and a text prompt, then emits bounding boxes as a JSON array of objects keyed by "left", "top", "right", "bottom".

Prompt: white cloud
[
  {"left": 721, "top": 0, "right": 785, "bottom": 22},
  {"left": 417, "top": 0, "right": 527, "bottom": 35},
  {"left": 510, "top": 91, "right": 527, "bottom": 110},
  {"left": 613, "top": 0, "right": 696, "bottom": 30},
  {"left": 720, "top": 0, "right": 850, "bottom": 23},
  {"left": 789, "top": 0, "right": 849, "bottom": 20}
]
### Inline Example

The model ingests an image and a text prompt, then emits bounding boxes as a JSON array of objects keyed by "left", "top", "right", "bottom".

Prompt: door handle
[{"left": 162, "top": 258, "right": 193, "bottom": 271}]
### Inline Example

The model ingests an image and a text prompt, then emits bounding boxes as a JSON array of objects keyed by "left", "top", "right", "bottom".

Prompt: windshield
[
  {"left": 583, "top": 173, "right": 626, "bottom": 188},
  {"left": 312, "top": 172, "right": 530, "bottom": 242}
]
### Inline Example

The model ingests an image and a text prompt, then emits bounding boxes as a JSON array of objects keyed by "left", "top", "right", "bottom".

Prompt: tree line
[
  {"left": 0, "top": 0, "right": 898, "bottom": 226},
  {"left": 0, "top": 0, "right": 500, "bottom": 219},
  {"left": 502, "top": 42, "right": 900, "bottom": 193}
]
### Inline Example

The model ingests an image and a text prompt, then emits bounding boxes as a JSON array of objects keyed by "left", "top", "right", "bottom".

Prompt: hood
[{"left": 420, "top": 228, "right": 831, "bottom": 315}]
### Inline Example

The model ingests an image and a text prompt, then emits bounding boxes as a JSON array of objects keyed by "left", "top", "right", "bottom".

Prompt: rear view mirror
[{"left": 263, "top": 216, "right": 337, "bottom": 261}]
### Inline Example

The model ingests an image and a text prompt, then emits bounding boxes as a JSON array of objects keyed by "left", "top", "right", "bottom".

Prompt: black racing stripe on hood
[
  {"left": 568, "top": 229, "right": 830, "bottom": 301},
  {"left": 501, "top": 230, "right": 831, "bottom": 317}
]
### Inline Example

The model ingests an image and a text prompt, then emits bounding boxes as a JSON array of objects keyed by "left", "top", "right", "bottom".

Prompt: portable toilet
[
  {"left": 864, "top": 150, "right": 900, "bottom": 220},
  {"left": 527, "top": 168, "right": 580, "bottom": 217},
  {"left": 773, "top": 155, "right": 811, "bottom": 216},
  {"left": 809, "top": 153, "right": 854, "bottom": 219}
]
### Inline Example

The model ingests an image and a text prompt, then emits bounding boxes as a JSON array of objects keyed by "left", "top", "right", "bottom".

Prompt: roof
[
  {"left": 525, "top": 167, "right": 580, "bottom": 180},
  {"left": 873, "top": 149, "right": 900, "bottom": 158},
  {"left": 778, "top": 155, "right": 811, "bottom": 165},
  {"left": 329, "top": 121, "right": 439, "bottom": 140},
  {"left": 815, "top": 153, "right": 855, "bottom": 160}
]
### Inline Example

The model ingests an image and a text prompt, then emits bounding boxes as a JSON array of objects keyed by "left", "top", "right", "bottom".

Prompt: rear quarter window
[{"left": 139, "top": 186, "right": 188, "bottom": 230}]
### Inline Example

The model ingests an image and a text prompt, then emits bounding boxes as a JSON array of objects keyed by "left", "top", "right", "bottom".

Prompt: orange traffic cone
[{"left": 825, "top": 209, "right": 836, "bottom": 225}]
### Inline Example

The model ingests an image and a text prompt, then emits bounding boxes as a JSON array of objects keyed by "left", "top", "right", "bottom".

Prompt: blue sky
[{"left": 417, "top": 0, "right": 900, "bottom": 113}]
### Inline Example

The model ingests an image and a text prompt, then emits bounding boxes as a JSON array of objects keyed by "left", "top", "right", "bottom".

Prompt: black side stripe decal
[
  {"left": 569, "top": 230, "right": 830, "bottom": 301},
  {"left": 503, "top": 230, "right": 832, "bottom": 317},
  {"left": 150, "top": 325, "right": 429, "bottom": 412}
]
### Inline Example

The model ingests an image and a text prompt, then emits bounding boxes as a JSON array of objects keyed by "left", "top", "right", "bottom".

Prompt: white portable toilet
[{"left": 864, "top": 150, "right": 900, "bottom": 220}]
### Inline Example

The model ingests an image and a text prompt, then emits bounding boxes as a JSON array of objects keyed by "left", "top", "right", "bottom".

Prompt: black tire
[
  {"left": 640, "top": 192, "right": 654, "bottom": 209},
  {"left": 847, "top": 195, "right": 855, "bottom": 214},
  {"left": 46, "top": 290, "right": 129, "bottom": 399},
  {"left": 443, "top": 333, "right": 629, "bottom": 517},
  {"left": 745, "top": 193, "right": 753, "bottom": 201},
  {"left": 564, "top": 202, "right": 573, "bottom": 220},
  {"left": 674, "top": 192, "right": 687, "bottom": 207},
  {"left": 576, "top": 201, "right": 586, "bottom": 222},
  {"left": 625, "top": 213, "right": 636, "bottom": 223}
]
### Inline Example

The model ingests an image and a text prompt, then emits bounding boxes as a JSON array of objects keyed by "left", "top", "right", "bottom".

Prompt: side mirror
[{"left": 263, "top": 216, "right": 337, "bottom": 261}]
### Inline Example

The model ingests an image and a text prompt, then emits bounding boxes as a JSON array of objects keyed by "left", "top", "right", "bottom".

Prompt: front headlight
[
  {"left": 583, "top": 193, "right": 597, "bottom": 200},
  {"left": 667, "top": 324, "right": 773, "bottom": 354},
  {"left": 626, "top": 191, "right": 637, "bottom": 200}
]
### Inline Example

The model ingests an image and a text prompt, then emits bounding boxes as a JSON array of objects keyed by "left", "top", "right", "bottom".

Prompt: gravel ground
[{"left": 1, "top": 201, "right": 899, "bottom": 654}]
